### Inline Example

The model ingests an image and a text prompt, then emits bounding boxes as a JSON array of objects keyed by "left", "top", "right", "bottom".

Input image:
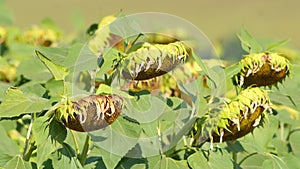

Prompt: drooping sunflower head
[
  {"left": 55, "top": 94, "right": 123, "bottom": 132},
  {"left": 233, "top": 52, "right": 290, "bottom": 88},
  {"left": 121, "top": 41, "right": 191, "bottom": 80},
  {"left": 202, "top": 87, "right": 272, "bottom": 143}
]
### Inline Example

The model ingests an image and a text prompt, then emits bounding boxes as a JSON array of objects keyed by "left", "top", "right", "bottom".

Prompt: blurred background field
[{"left": 4, "top": 0, "right": 300, "bottom": 51}]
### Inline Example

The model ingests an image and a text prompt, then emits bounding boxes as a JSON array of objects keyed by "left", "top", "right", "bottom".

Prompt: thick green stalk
[{"left": 78, "top": 135, "right": 90, "bottom": 166}]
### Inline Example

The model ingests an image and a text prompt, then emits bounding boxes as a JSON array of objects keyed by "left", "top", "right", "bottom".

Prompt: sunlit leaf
[
  {"left": 116, "top": 157, "right": 147, "bottom": 169},
  {"left": 238, "top": 26, "right": 263, "bottom": 53},
  {"left": 269, "top": 64, "right": 300, "bottom": 112},
  {"left": 281, "top": 154, "right": 300, "bottom": 169},
  {"left": 240, "top": 153, "right": 268, "bottom": 168},
  {"left": 17, "top": 57, "right": 52, "bottom": 82},
  {"left": 92, "top": 147, "right": 122, "bottom": 169},
  {"left": 90, "top": 117, "right": 141, "bottom": 163},
  {"left": 154, "top": 156, "right": 188, "bottom": 169},
  {"left": 0, "top": 153, "right": 13, "bottom": 167},
  {"left": 0, "top": 124, "right": 19, "bottom": 156},
  {"left": 96, "top": 83, "right": 133, "bottom": 99},
  {"left": 224, "top": 64, "right": 242, "bottom": 80},
  {"left": 241, "top": 115, "right": 279, "bottom": 153},
  {"left": 37, "top": 46, "right": 68, "bottom": 65},
  {"left": 44, "top": 79, "right": 64, "bottom": 100},
  {"left": 188, "top": 151, "right": 212, "bottom": 169},
  {"left": 51, "top": 143, "right": 83, "bottom": 169},
  {"left": 0, "top": 82, "right": 10, "bottom": 101},
  {"left": 3, "top": 155, "right": 31, "bottom": 169},
  {"left": 0, "top": 87, "right": 51, "bottom": 118},
  {"left": 20, "top": 82, "right": 46, "bottom": 97},
  {"left": 36, "top": 50, "right": 69, "bottom": 81},
  {"left": 63, "top": 43, "right": 98, "bottom": 72},
  {"left": 32, "top": 116, "right": 67, "bottom": 168},
  {"left": 289, "top": 130, "right": 300, "bottom": 158},
  {"left": 262, "top": 153, "right": 289, "bottom": 169},
  {"left": 266, "top": 39, "right": 290, "bottom": 51}
]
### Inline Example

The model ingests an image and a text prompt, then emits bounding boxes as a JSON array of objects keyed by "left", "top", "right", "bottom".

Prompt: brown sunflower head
[
  {"left": 233, "top": 52, "right": 290, "bottom": 88},
  {"left": 55, "top": 94, "right": 123, "bottom": 132},
  {"left": 121, "top": 41, "right": 191, "bottom": 80},
  {"left": 202, "top": 87, "right": 272, "bottom": 143}
]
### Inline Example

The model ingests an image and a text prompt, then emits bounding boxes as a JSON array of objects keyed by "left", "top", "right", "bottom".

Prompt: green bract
[
  {"left": 202, "top": 87, "right": 272, "bottom": 143},
  {"left": 121, "top": 41, "right": 190, "bottom": 80},
  {"left": 234, "top": 52, "right": 290, "bottom": 87}
]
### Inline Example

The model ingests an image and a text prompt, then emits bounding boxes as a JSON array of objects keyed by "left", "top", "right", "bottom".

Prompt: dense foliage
[{"left": 0, "top": 5, "right": 300, "bottom": 169}]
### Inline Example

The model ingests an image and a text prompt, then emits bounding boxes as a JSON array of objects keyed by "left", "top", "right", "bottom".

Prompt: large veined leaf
[
  {"left": 62, "top": 43, "right": 98, "bottom": 95},
  {"left": 19, "top": 82, "right": 47, "bottom": 97},
  {"left": 224, "top": 64, "right": 243, "bottom": 80},
  {"left": 44, "top": 79, "right": 64, "bottom": 101},
  {"left": 0, "top": 82, "right": 10, "bottom": 101},
  {"left": 32, "top": 117, "right": 57, "bottom": 165},
  {"left": 240, "top": 115, "right": 279, "bottom": 154},
  {"left": 36, "top": 50, "right": 69, "bottom": 81},
  {"left": 90, "top": 117, "right": 141, "bottom": 160},
  {"left": 37, "top": 46, "right": 68, "bottom": 65},
  {"left": 63, "top": 43, "right": 98, "bottom": 73},
  {"left": 92, "top": 147, "right": 122, "bottom": 169},
  {"left": 240, "top": 153, "right": 268, "bottom": 169},
  {"left": 16, "top": 57, "right": 53, "bottom": 82},
  {"left": 187, "top": 149, "right": 233, "bottom": 169},
  {"left": 116, "top": 157, "right": 147, "bottom": 169},
  {"left": 289, "top": 130, "right": 300, "bottom": 159},
  {"left": 3, "top": 155, "right": 31, "bottom": 169},
  {"left": 121, "top": 94, "right": 193, "bottom": 157},
  {"left": 188, "top": 151, "right": 212, "bottom": 169},
  {"left": 51, "top": 143, "right": 83, "bottom": 169},
  {"left": 240, "top": 153, "right": 290, "bottom": 169},
  {"left": 192, "top": 52, "right": 226, "bottom": 97},
  {"left": 96, "top": 47, "right": 120, "bottom": 76},
  {"left": 0, "top": 124, "right": 19, "bottom": 156},
  {"left": 32, "top": 116, "right": 67, "bottom": 168},
  {"left": 269, "top": 64, "right": 300, "bottom": 112},
  {"left": 0, "top": 88, "right": 52, "bottom": 118},
  {"left": 17, "top": 47, "right": 68, "bottom": 82},
  {"left": 0, "top": 154, "right": 14, "bottom": 167},
  {"left": 151, "top": 156, "right": 188, "bottom": 169},
  {"left": 261, "top": 153, "right": 289, "bottom": 169},
  {"left": 281, "top": 154, "right": 300, "bottom": 169}
]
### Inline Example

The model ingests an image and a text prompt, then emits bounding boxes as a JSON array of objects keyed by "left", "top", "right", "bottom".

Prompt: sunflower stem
[
  {"left": 22, "top": 114, "right": 36, "bottom": 161},
  {"left": 232, "top": 151, "right": 237, "bottom": 162},
  {"left": 70, "top": 130, "right": 80, "bottom": 156},
  {"left": 78, "top": 135, "right": 90, "bottom": 166}
]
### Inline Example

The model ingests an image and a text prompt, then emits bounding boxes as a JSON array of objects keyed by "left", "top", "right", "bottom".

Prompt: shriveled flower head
[
  {"left": 55, "top": 94, "right": 123, "bottom": 132},
  {"left": 203, "top": 87, "right": 272, "bottom": 143},
  {"left": 121, "top": 41, "right": 191, "bottom": 80},
  {"left": 233, "top": 52, "right": 290, "bottom": 88}
]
